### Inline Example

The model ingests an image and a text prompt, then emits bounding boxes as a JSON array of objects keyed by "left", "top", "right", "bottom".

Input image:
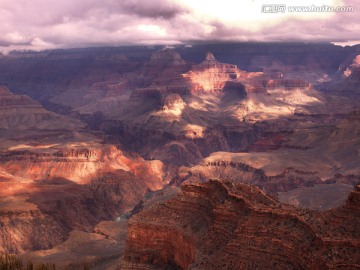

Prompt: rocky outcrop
[
  {"left": 184, "top": 52, "right": 311, "bottom": 96},
  {"left": 160, "top": 93, "right": 186, "bottom": 118},
  {"left": 0, "top": 194, "right": 66, "bottom": 253},
  {"left": 0, "top": 144, "right": 165, "bottom": 189},
  {"left": 0, "top": 142, "right": 166, "bottom": 253},
  {"left": 221, "top": 81, "right": 247, "bottom": 101},
  {"left": 129, "top": 49, "right": 191, "bottom": 89},
  {"left": 341, "top": 55, "right": 360, "bottom": 78},
  {"left": 173, "top": 159, "right": 326, "bottom": 194},
  {"left": 150, "top": 50, "right": 186, "bottom": 65},
  {"left": 328, "top": 54, "right": 360, "bottom": 97},
  {"left": 184, "top": 53, "right": 244, "bottom": 95},
  {"left": 342, "top": 60, "right": 360, "bottom": 92},
  {"left": 121, "top": 180, "right": 360, "bottom": 269},
  {"left": 0, "top": 169, "right": 150, "bottom": 254},
  {"left": 0, "top": 86, "right": 82, "bottom": 130},
  {"left": 122, "top": 223, "right": 195, "bottom": 270}
]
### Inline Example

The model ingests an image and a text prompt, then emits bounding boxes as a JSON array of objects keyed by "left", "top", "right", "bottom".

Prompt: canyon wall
[
  {"left": 0, "top": 143, "right": 166, "bottom": 253},
  {"left": 121, "top": 180, "right": 360, "bottom": 269}
]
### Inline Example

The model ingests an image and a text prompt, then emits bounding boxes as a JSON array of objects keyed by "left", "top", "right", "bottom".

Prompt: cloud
[
  {"left": 0, "top": 0, "right": 359, "bottom": 53},
  {"left": 119, "top": 0, "right": 187, "bottom": 19}
]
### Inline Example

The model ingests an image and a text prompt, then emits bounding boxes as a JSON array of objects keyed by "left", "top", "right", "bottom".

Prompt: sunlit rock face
[
  {"left": 160, "top": 93, "right": 186, "bottom": 118},
  {"left": 0, "top": 142, "right": 166, "bottom": 253},
  {"left": 184, "top": 52, "right": 245, "bottom": 95},
  {"left": 184, "top": 52, "right": 312, "bottom": 99},
  {"left": 0, "top": 144, "right": 164, "bottom": 189},
  {"left": 121, "top": 180, "right": 360, "bottom": 269}
]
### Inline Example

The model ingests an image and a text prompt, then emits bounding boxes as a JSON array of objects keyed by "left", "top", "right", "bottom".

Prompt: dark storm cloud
[
  {"left": 119, "top": 0, "right": 187, "bottom": 19},
  {"left": 0, "top": 0, "right": 359, "bottom": 53}
]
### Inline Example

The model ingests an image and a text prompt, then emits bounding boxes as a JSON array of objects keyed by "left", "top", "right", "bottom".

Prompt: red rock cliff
[{"left": 121, "top": 180, "right": 360, "bottom": 269}]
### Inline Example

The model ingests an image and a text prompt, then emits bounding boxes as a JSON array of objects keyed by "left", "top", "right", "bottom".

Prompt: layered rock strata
[{"left": 121, "top": 180, "right": 360, "bottom": 269}]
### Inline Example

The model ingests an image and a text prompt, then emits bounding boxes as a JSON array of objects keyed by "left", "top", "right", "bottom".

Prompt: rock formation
[
  {"left": 328, "top": 54, "right": 360, "bottom": 97},
  {"left": 0, "top": 141, "right": 166, "bottom": 253},
  {"left": 130, "top": 49, "right": 191, "bottom": 90},
  {"left": 184, "top": 52, "right": 245, "bottom": 95},
  {"left": 121, "top": 179, "right": 360, "bottom": 269},
  {"left": 0, "top": 85, "right": 166, "bottom": 253},
  {"left": 0, "top": 144, "right": 164, "bottom": 189},
  {"left": 0, "top": 44, "right": 359, "bottom": 268},
  {"left": 0, "top": 86, "right": 80, "bottom": 130}
]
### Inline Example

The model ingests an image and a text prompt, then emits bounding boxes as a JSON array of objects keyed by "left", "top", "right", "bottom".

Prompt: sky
[{"left": 0, "top": 0, "right": 359, "bottom": 53}]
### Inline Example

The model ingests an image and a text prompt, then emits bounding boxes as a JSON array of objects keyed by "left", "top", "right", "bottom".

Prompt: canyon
[
  {"left": 0, "top": 43, "right": 359, "bottom": 269},
  {"left": 121, "top": 179, "right": 360, "bottom": 269},
  {"left": 0, "top": 86, "right": 166, "bottom": 254}
]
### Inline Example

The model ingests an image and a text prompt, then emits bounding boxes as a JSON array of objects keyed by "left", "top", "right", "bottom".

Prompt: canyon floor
[{"left": 0, "top": 43, "right": 359, "bottom": 269}]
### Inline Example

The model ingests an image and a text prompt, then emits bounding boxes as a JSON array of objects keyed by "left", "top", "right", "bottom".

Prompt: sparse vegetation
[
  {"left": 0, "top": 254, "right": 90, "bottom": 270},
  {"left": 0, "top": 254, "right": 55, "bottom": 270}
]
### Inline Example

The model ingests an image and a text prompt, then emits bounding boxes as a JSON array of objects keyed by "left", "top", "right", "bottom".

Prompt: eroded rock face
[
  {"left": 342, "top": 55, "right": 360, "bottom": 77},
  {"left": 131, "top": 49, "right": 191, "bottom": 89},
  {"left": 123, "top": 223, "right": 195, "bottom": 270},
  {"left": 0, "top": 171, "right": 154, "bottom": 253},
  {"left": 150, "top": 50, "right": 186, "bottom": 65},
  {"left": 184, "top": 52, "right": 312, "bottom": 97},
  {"left": 121, "top": 180, "right": 360, "bottom": 269},
  {"left": 0, "top": 195, "right": 66, "bottom": 253},
  {"left": 329, "top": 54, "right": 360, "bottom": 97},
  {"left": 344, "top": 56, "right": 360, "bottom": 88},
  {"left": 161, "top": 93, "right": 186, "bottom": 117},
  {"left": 0, "top": 141, "right": 166, "bottom": 253},
  {"left": 0, "top": 144, "right": 164, "bottom": 189},
  {"left": 184, "top": 53, "right": 244, "bottom": 95},
  {"left": 0, "top": 86, "right": 81, "bottom": 130},
  {"left": 0, "top": 168, "right": 151, "bottom": 254}
]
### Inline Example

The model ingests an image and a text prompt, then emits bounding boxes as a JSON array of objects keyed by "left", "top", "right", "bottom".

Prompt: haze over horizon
[{"left": 0, "top": 0, "right": 359, "bottom": 53}]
